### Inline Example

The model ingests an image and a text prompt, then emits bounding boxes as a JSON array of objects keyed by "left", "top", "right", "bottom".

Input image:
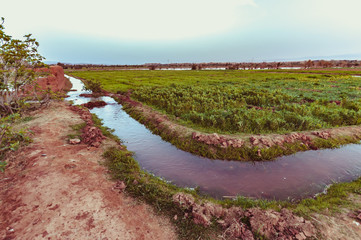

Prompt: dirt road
[{"left": 0, "top": 101, "right": 176, "bottom": 240}]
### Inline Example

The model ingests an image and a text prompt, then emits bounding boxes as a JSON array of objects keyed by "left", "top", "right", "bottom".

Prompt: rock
[
  {"left": 113, "top": 181, "right": 126, "bottom": 192},
  {"left": 82, "top": 101, "right": 107, "bottom": 109},
  {"left": 192, "top": 205, "right": 212, "bottom": 226},
  {"left": 232, "top": 139, "right": 244, "bottom": 148},
  {"left": 81, "top": 125, "right": 105, "bottom": 148},
  {"left": 295, "top": 232, "right": 307, "bottom": 240},
  {"left": 212, "top": 133, "right": 220, "bottom": 140},
  {"left": 311, "top": 131, "right": 331, "bottom": 139},
  {"left": 250, "top": 136, "right": 260, "bottom": 145},
  {"left": 246, "top": 208, "right": 316, "bottom": 239},
  {"left": 224, "top": 222, "right": 254, "bottom": 240},
  {"left": 173, "top": 193, "right": 195, "bottom": 209},
  {"left": 260, "top": 137, "right": 273, "bottom": 147},
  {"left": 64, "top": 164, "right": 77, "bottom": 169},
  {"left": 257, "top": 149, "right": 261, "bottom": 157},
  {"left": 217, "top": 219, "right": 225, "bottom": 225},
  {"left": 222, "top": 206, "right": 245, "bottom": 228},
  {"left": 192, "top": 132, "right": 200, "bottom": 139},
  {"left": 69, "top": 138, "right": 81, "bottom": 144},
  {"left": 284, "top": 133, "right": 301, "bottom": 143},
  {"left": 191, "top": 202, "right": 225, "bottom": 226},
  {"left": 172, "top": 193, "right": 316, "bottom": 239}
]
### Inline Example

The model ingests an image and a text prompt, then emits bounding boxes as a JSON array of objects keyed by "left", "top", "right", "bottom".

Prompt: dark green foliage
[
  {"left": 1, "top": 17, "right": 45, "bottom": 116},
  {"left": 0, "top": 113, "right": 32, "bottom": 170}
]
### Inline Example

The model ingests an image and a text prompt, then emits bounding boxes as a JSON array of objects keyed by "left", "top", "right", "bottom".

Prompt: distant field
[{"left": 70, "top": 69, "right": 361, "bottom": 134}]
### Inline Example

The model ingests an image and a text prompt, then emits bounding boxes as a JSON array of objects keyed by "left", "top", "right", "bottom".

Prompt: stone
[
  {"left": 69, "top": 138, "right": 81, "bottom": 144},
  {"left": 113, "top": 181, "right": 126, "bottom": 192},
  {"left": 250, "top": 136, "right": 260, "bottom": 145}
]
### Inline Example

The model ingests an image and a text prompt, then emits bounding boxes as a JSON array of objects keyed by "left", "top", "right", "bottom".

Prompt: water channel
[{"left": 66, "top": 75, "right": 361, "bottom": 200}]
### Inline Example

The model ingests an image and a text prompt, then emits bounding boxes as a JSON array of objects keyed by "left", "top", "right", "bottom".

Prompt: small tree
[{"left": 0, "top": 17, "right": 45, "bottom": 116}]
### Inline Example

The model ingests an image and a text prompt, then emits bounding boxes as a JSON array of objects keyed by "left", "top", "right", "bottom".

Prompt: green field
[{"left": 70, "top": 70, "right": 361, "bottom": 134}]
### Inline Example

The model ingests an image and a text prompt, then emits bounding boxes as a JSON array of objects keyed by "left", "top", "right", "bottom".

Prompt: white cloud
[{"left": 2, "top": 0, "right": 257, "bottom": 40}]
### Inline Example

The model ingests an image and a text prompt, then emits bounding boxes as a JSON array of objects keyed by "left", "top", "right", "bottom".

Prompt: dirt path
[{"left": 0, "top": 101, "right": 176, "bottom": 240}]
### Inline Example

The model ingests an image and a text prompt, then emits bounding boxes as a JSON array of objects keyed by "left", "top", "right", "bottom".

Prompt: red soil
[
  {"left": 81, "top": 101, "right": 107, "bottom": 109},
  {"left": 35, "top": 66, "right": 71, "bottom": 92},
  {"left": 0, "top": 102, "right": 176, "bottom": 240}
]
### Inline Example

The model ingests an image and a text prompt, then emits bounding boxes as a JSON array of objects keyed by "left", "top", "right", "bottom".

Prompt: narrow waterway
[{"left": 66, "top": 75, "right": 361, "bottom": 200}]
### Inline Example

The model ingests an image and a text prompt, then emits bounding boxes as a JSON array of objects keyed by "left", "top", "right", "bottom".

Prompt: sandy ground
[{"left": 0, "top": 101, "right": 176, "bottom": 240}]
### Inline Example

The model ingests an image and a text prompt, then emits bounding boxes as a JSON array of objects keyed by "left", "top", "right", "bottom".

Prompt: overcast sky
[{"left": 2, "top": 0, "right": 361, "bottom": 64}]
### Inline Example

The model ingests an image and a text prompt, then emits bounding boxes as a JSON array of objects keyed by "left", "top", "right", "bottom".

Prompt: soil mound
[
  {"left": 35, "top": 66, "right": 71, "bottom": 92},
  {"left": 69, "top": 105, "right": 105, "bottom": 147},
  {"left": 82, "top": 101, "right": 107, "bottom": 109},
  {"left": 173, "top": 193, "right": 316, "bottom": 239}
]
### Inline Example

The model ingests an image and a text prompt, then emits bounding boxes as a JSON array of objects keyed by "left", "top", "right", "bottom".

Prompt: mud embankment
[
  {"left": 112, "top": 91, "right": 361, "bottom": 161},
  {"left": 35, "top": 65, "right": 72, "bottom": 92},
  {"left": 173, "top": 193, "right": 316, "bottom": 240}
]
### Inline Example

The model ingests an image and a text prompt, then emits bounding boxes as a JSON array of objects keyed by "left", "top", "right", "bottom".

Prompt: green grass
[
  {"left": 293, "top": 177, "right": 361, "bottom": 216},
  {"left": 70, "top": 70, "right": 361, "bottom": 135}
]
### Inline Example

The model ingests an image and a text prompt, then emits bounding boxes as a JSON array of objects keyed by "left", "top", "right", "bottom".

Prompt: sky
[{"left": 2, "top": 0, "right": 361, "bottom": 64}]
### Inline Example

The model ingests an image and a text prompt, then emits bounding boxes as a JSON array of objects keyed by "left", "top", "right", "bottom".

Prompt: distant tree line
[{"left": 58, "top": 60, "right": 361, "bottom": 71}]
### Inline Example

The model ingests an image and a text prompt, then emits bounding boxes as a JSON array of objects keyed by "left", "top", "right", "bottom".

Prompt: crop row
[{"left": 132, "top": 84, "right": 361, "bottom": 134}]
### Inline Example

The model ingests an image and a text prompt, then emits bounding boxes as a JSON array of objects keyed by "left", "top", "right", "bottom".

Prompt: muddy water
[{"left": 66, "top": 75, "right": 361, "bottom": 200}]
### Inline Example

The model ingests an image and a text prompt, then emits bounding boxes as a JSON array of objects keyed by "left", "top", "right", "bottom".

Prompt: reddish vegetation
[
  {"left": 69, "top": 106, "right": 105, "bottom": 148},
  {"left": 173, "top": 193, "right": 316, "bottom": 239},
  {"left": 81, "top": 101, "right": 107, "bottom": 109},
  {"left": 35, "top": 66, "right": 70, "bottom": 92}
]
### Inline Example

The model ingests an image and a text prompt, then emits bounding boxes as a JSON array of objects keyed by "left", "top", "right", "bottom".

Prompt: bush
[{"left": 0, "top": 113, "right": 31, "bottom": 168}]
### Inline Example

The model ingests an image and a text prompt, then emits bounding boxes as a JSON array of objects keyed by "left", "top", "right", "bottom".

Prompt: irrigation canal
[{"left": 66, "top": 75, "right": 361, "bottom": 200}]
